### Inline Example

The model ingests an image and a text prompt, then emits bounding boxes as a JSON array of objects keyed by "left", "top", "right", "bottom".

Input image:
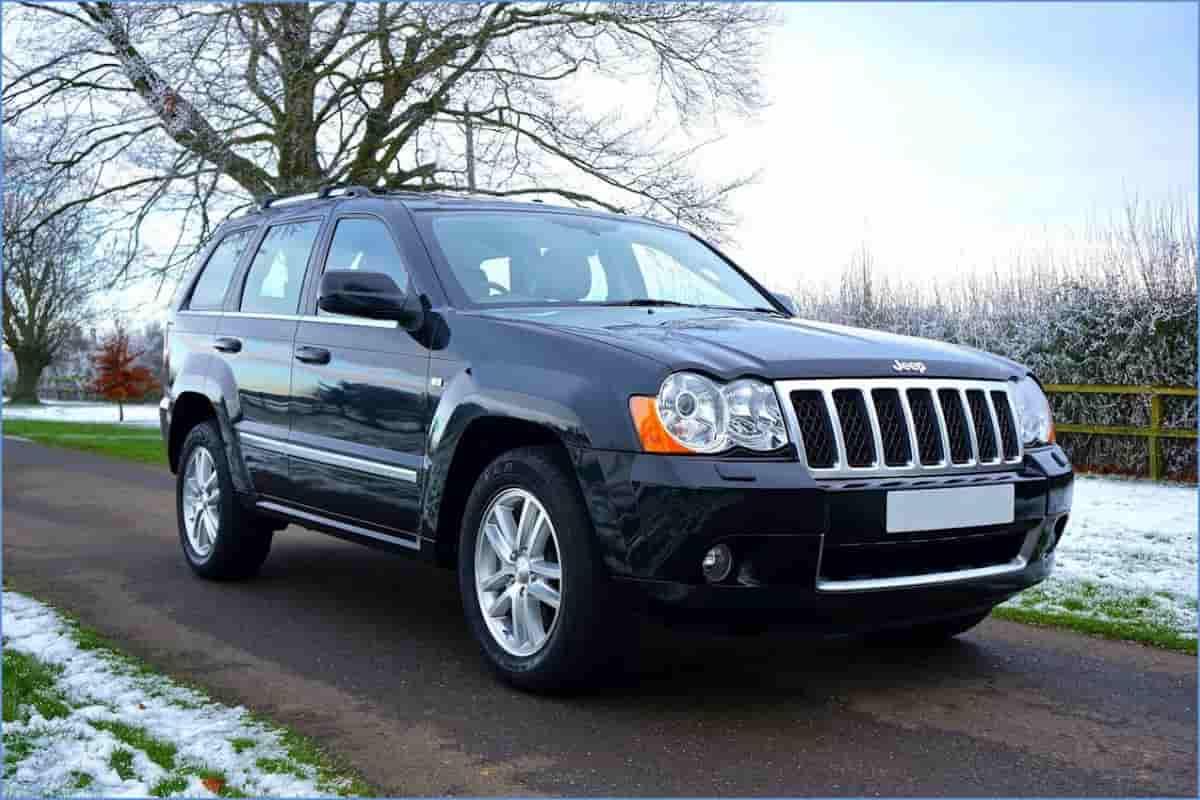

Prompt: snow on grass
[
  {"left": 2, "top": 591, "right": 365, "bottom": 798},
  {"left": 3, "top": 400, "right": 159, "bottom": 427},
  {"left": 1003, "top": 475, "right": 1197, "bottom": 643}
]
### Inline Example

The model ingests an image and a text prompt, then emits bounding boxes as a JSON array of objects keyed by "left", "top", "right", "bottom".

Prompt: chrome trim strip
[
  {"left": 239, "top": 432, "right": 417, "bottom": 482},
  {"left": 301, "top": 314, "right": 399, "bottom": 330},
  {"left": 928, "top": 386, "right": 955, "bottom": 469},
  {"left": 816, "top": 556, "right": 1028, "bottom": 593},
  {"left": 177, "top": 310, "right": 397, "bottom": 329},
  {"left": 823, "top": 388, "right": 849, "bottom": 469},
  {"left": 959, "top": 388, "right": 982, "bottom": 464},
  {"left": 774, "top": 378, "right": 1022, "bottom": 478},
  {"left": 255, "top": 501, "right": 420, "bottom": 550},
  {"left": 815, "top": 523, "right": 1041, "bottom": 593}
]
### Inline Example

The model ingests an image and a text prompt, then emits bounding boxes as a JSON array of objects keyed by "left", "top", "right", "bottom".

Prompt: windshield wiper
[
  {"left": 598, "top": 299, "right": 784, "bottom": 315},
  {"left": 603, "top": 299, "right": 698, "bottom": 308}
]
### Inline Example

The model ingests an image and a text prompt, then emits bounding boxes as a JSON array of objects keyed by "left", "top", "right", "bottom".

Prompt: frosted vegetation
[
  {"left": 1001, "top": 475, "right": 1197, "bottom": 645},
  {"left": 2, "top": 593, "right": 365, "bottom": 797},
  {"left": 788, "top": 199, "right": 1197, "bottom": 480}
]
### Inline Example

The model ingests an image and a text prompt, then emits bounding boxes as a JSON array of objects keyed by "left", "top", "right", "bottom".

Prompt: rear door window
[
  {"left": 239, "top": 220, "right": 322, "bottom": 315},
  {"left": 187, "top": 228, "right": 254, "bottom": 310}
]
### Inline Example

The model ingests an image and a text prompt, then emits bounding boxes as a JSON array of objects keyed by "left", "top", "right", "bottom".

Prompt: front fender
[{"left": 420, "top": 367, "right": 591, "bottom": 540}]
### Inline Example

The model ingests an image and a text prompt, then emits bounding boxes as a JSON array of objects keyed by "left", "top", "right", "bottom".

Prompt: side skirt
[{"left": 255, "top": 499, "right": 422, "bottom": 555}]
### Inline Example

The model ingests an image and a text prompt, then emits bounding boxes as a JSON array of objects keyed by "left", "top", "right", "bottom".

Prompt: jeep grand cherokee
[{"left": 160, "top": 185, "right": 1073, "bottom": 690}]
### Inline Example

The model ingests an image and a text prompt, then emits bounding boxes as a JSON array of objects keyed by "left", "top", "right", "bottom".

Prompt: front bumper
[{"left": 575, "top": 444, "right": 1073, "bottom": 632}]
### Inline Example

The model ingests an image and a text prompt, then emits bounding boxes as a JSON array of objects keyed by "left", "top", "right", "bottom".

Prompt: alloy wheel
[
  {"left": 182, "top": 447, "right": 220, "bottom": 558},
  {"left": 474, "top": 487, "right": 563, "bottom": 656}
]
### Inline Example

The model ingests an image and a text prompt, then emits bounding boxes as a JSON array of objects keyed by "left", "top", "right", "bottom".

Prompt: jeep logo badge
[{"left": 892, "top": 359, "right": 927, "bottom": 374}]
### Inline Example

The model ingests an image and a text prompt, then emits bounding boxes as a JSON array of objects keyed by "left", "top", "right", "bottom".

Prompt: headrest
[{"left": 530, "top": 242, "right": 594, "bottom": 302}]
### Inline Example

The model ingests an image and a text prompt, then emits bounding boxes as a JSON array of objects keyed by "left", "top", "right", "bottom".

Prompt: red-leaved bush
[{"left": 91, "top": 325, "right": 159, "bottom": 422}]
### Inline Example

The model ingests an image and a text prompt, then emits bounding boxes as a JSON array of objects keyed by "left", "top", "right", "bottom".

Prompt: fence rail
[{"left": 1043, "top": 383, "right": 1198, "bottom": 480}]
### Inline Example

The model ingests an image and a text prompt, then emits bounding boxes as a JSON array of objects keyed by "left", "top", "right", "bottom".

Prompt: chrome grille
[{"left": 776, "top": 379, "right": 1023, "bottom": 477}]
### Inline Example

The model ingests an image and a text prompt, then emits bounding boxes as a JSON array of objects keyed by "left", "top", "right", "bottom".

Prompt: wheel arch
[
  {"left": 428, "top": 413, "right": 573, "bottom": 569},
  {"left": 168, "top": 391, "right": 218, "bottom": 472}
]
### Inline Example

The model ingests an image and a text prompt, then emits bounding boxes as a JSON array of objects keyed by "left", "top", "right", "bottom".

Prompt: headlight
[
  {"left": 1012, "top": 375, "right": 1053, "bottom": 446},
  {"left": 630, "top": 372, "right": 788, "bottom": 454}
]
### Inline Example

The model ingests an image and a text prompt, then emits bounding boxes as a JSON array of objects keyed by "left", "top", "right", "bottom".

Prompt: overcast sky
[
  {"left": 717, "top": 1, "right": 1198, "bottom": 291},
  {"left": 105, "top": 0, "right": 1198, "bottom": 319}
]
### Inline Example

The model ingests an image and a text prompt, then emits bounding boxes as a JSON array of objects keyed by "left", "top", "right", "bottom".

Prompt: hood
[{"left": 472, "top": 306, "right": 1025, "bottom": 382}]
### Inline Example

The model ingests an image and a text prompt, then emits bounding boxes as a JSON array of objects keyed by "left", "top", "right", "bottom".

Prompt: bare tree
[
  {"left": 2, "top": 150, "right": 108, "bottom": 403},
  {"left": 4, "top": 2, "right": 772, "bottom": 276}
]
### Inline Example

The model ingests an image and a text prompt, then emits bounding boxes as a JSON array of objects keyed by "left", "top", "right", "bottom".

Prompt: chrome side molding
[{"left": 239, "top": 432, "right": 418, "bottom": 483}]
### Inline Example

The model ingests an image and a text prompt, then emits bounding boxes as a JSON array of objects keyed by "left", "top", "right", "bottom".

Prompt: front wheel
[{"left": 458, "top": 446, "right": 615, "bottom": 691}]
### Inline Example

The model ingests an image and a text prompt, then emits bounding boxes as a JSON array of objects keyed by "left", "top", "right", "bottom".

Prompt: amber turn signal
[{"left": 629, "top": 396, "right": 693, "bottom": 454}]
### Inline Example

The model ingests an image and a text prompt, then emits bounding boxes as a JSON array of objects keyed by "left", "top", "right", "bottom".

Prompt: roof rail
[
  {"left": 258, "top": 183, "right": 376, "bottom": 210},
  {"left": 317, "top": 183, "right": 374, "bottom": 199}
]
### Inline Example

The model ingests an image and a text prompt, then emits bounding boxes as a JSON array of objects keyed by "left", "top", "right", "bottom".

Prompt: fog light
[{"left": 702, "top": 544, "right": 734, "bottom": 583}]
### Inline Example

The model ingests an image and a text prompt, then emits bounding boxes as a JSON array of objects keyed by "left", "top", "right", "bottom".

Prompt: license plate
[{"left": 886, "top": 484, "right": 1015, "bottom": 533}]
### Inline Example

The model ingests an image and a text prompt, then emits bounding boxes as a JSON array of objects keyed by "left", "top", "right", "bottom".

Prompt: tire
[
  {"left": 457, "top": 446, "right": 615, "bottom": 692},
  {"left": 872, "top": 609, "right": 991, "bottom": 645},
  {"left": 176, "top": 421, "right": 273, "bottom": 580}
]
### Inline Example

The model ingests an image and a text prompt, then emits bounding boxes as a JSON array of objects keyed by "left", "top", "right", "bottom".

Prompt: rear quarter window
[{"left": 187, "top": 228, "right": 255, "bottom": 310}]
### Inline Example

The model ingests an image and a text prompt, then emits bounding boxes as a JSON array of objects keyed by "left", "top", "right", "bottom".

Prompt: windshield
[{"left": 424, "top": 211, "right": 775, "bottom": 310}]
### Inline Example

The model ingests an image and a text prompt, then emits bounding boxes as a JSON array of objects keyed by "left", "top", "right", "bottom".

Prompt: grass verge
[
  {"left": 3, "top": 419, "right": 164, "bottom": 464},
  {"left": 3, "top": 592, "right": 374, "bottom": 796},
  {"left": 993, "top": 605, "right": 1197, "bottom": 655}
]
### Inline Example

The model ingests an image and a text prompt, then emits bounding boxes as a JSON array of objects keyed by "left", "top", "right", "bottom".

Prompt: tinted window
[
  {"left": 426, "top": 212, "right": 771, "bottom": 309},
  {"left": 188, "top": 229, "right": 254, "bottom": 310},
  {"left": 317, "top": 218, "right": 409, "bottom": 315},
  {"left": 239, "top": 220, "right": 322, "bottom": 315}
]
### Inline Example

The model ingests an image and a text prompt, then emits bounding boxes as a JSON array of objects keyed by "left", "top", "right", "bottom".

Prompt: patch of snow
[
  {"left": 2, "top": 592, "right": 345, "bottom": 797},
  {"left": 1006, "top": 475, "right": 1198, "bottom": 637},
  {"left": 2, "top": 400, "right": 159, "bottom": 427}
]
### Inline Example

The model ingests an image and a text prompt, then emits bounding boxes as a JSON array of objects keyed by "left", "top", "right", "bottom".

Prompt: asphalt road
[{"left": 4, "top": 438, "right": 1196, "bottom": 796}]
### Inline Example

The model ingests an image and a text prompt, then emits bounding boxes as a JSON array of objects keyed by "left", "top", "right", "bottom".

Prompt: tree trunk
[{"left": 9, "top": 351, "right": 45, "bottom": 404}]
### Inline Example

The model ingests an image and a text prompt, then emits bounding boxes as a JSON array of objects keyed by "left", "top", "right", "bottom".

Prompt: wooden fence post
[{"left": 1149, "top": 393, "right": 1163, "bottom": 481}]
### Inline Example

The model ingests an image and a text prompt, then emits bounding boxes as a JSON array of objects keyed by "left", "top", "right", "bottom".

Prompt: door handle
[
  {"left": 295, "top": 346, "right": 331, "bottom": 365},
  {"left": 213, "top": 337, "right": 242, "bottom": 353}
]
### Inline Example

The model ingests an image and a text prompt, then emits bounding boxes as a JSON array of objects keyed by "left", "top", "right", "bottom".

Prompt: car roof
[{"left": 223, "top": 187, "right": 677, "bottom": 233}]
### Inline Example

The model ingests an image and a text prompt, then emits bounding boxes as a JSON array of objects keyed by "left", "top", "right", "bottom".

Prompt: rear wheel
[
  {"left": 176, "top": 421, "right": 272, "bottom": 580},
  {"left": 872, "top": 610, "right": 991, "bottom": 645},
  {"left": 458, "top": 446, "right": 614, "bottom": 691}
]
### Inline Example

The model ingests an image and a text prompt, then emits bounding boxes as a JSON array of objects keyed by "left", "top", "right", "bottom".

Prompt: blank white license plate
[{"left": 886, "top": 484, "right": 1015, "bottom": 533}]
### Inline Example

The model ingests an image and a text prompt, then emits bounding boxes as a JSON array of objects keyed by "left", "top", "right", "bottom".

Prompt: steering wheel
[{"left": 487, "top": 281, "right": 510, "bottom": 296}]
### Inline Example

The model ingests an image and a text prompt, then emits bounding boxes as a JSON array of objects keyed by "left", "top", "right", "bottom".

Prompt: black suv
[{"left": 161, "top": 186, "right": 1073, "bottom": 690}]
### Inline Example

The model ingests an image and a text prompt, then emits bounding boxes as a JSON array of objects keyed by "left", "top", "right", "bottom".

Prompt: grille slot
[
  {"left": 938, "top": 389, "right": 974, "bottom": 464},
  {"left": 790, "top": 391, "right": 837, "bottom": 468},
  {"left": 991, "top": 390, "right": 1020, "bottom": 460},
  {"left": 872, "top": 389, "right": 912, "bottom": 466},
  {"left": 967, "top": 390, "right": 999, "bottom": 462},
  {"left": 819, "top": 531, "right": 1026, "bottom": 583},
  {"left": 833, "top": 389, "right": 876, "bottom": 467},
  {"left": 782, "top": 379, "right": 1022, "bottom": 477},
  {"left": 906, "top": 388, "right": 945, "bottom": 465}
]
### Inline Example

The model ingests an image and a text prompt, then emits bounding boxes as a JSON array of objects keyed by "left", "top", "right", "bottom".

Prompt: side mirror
[
  {"left": 318, "top": 270, "right": 424, "bottom": 331},
  {"left": 772, "top": 291, "right": 799, "bottom": 316}
]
